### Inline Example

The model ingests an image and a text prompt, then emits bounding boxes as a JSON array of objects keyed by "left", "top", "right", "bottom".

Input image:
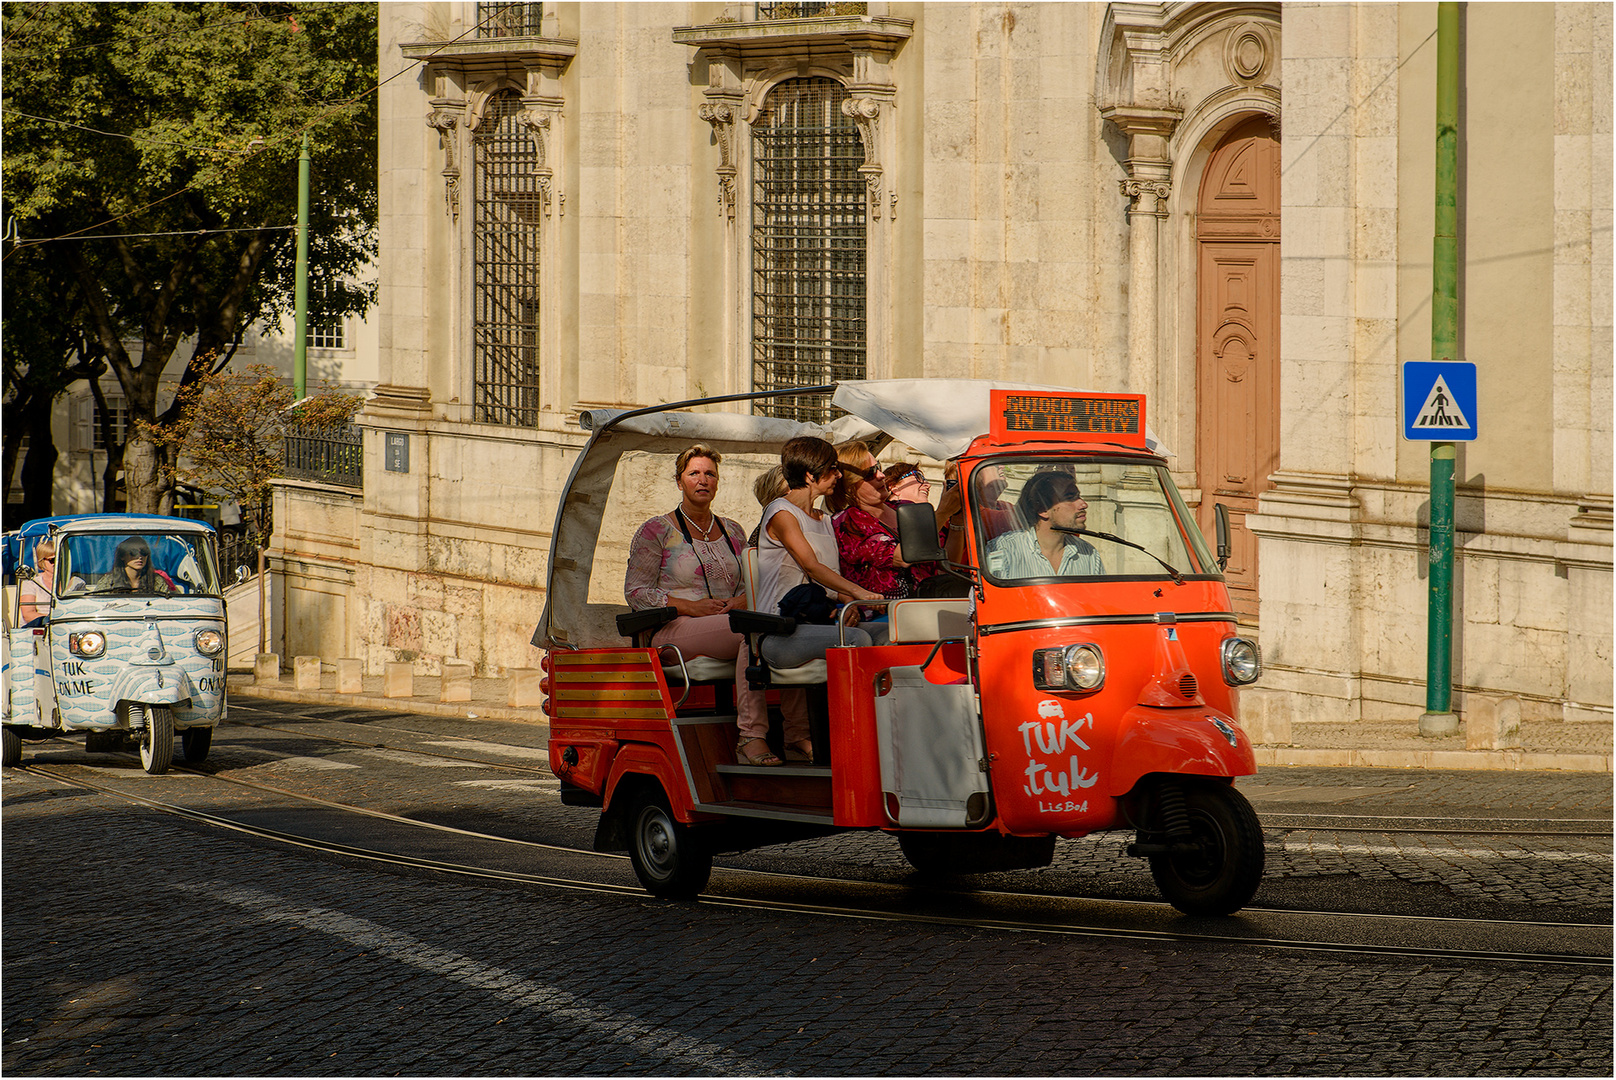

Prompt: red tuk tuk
[{"left": 537, "top": 381, "right": 1264, "bottom": 915}]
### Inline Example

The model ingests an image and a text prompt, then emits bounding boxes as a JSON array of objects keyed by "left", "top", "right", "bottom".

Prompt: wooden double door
[{"left": 1195, "top": 116, "right": 1279, "bottom": 625}]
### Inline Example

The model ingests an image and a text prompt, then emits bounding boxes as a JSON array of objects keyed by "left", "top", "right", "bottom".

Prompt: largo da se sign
[{"left": 1402, "top": 361, "right": 1478, "bottom": 441}]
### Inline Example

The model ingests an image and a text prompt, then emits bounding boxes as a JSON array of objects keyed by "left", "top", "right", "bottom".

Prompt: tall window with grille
[
  {"left": 473, "top": 90, "right": 543, "bottom": 426},
  {"left": 751, "top": 77, "right": 866, "bottom": 423},
  {"left": 476, "top": 2, "right": 542, "bottom": 37}
]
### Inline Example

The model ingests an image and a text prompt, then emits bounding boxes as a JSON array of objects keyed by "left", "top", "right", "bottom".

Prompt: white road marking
[
  {"left": 353, "top": 748, "right": 484, "bottom": 768},
  {"left": 423, "top": 739, "right": 550, "bottom": 760},
  {"left": 226, "top": 746, "right": 359, "bottom": 770},
  {"left": 173, "top": 882, "right": 773, "bottom": 1075},
  {"left": 453, "top": 780, "right": 557, "bottom": 794},
  {"left": 1282, "top": 839, "right": 1611, "bottom": 862}
]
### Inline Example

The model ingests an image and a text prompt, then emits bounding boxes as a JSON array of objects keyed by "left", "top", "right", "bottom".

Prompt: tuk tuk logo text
[
  {"left": 57, "top": 660, "right": 97, "bottom": 698},
  {"left": 1019, "top": 705, "right": 1099, "bottom": 809}
]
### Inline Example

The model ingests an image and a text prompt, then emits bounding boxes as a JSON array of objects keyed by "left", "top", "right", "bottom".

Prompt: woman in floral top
[
  {"left": 829, "top": 442, "right": 939, "bottom": 615},
  {"left": 625, "top": 444, "right": 790, "bottom": 766}
]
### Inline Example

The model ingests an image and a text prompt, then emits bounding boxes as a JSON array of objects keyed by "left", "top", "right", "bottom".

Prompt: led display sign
[{"left": 989, "top": 390, "right": 1147, "bottom": 448}]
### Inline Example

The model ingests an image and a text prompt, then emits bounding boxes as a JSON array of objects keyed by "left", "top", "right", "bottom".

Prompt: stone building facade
[{"left": 271, "top": 2, "right": 1611, "bottom": 732}]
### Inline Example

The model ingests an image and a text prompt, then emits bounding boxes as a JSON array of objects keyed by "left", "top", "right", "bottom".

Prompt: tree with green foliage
[
  {"left": 142, "top": 363, "right": 362, "bottom": 547},
  {"left": 1, "top": 2, "right": 377, "bottom": 515}
]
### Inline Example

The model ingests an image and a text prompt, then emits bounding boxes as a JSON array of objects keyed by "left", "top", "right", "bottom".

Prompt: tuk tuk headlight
[
  {"left": 1033, "top": 644, "right": 1105, "bottom": 693},
  {"left": 193, "top": 628, "right": 226, "bottom": 657},
  {"left": 1221, "top": 637, "right": 1262, "bottom": 685},
  {"left": 69, "top": 631, "right": 106, "bottom": 658}
]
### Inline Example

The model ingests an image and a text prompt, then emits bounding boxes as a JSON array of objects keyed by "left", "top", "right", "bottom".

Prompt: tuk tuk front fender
[
  {"left": 1106, "top": 705, "right": 1256, "bottom": 798},
  {"left": 105, "top": 665, "right": 195, "bottom": 715}
]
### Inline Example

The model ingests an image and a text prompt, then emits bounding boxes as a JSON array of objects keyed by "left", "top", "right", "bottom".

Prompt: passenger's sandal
[{"left": 736, "top": 737, "right": 783, "bottom": 766}]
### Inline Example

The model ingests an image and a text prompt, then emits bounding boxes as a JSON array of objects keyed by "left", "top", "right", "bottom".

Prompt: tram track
[
  {"left": 14, "top": 759, "right": 1611, "bottom": 970},
  {"left": 226, "top": 705, "right": 1615, "bottom": 841}
]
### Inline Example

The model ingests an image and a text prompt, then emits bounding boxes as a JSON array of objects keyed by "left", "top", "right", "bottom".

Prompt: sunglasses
[{"left": 839, "top": 462, "right": 884, "bottom": 481}]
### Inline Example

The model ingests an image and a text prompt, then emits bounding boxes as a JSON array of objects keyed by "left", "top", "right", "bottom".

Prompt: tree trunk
[
  {"left": 122, "top": 434, "right": 164, "bottom": 515},
  {"left": 19, "top": 405, "right": 58, "bottom": 521}
]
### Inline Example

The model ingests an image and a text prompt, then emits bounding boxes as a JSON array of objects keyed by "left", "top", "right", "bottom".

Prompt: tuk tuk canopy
[{"left": 536, "top": 380, "right": 1165, "bottom": 651}]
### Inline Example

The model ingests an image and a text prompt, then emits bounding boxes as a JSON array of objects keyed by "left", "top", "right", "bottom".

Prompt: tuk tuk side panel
[
  {"left": 49, "top": 597, "right": 227, "bottom": 730},
  {"left": 3, "top": 628, "right": 49, "bottom": 727},
  {"left": 825, "top": 642, "right": 971, "bottom": 828},
  {"left": 546, "top": 648, "right": 684, "bottom": 798}
]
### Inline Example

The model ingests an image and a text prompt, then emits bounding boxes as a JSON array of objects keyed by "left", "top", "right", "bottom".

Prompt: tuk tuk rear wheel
[
  {"left": 627, "top": 792, "right": 711, "bottom": 900},
  {"left": 137, "top": 706, "right": 174, "bottom": 775},
  {"left": 1148, "top": 782, "right": 1264, "bottom": 916},
  {"left": 181, "top": 727, "right": 213, "bottom": 763},
  {"left": 3, "top": 727, "right": 21, "bottom": 768}
]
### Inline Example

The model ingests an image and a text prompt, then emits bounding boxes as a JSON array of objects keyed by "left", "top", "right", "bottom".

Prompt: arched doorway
[{"left": 1195, "top": 115, "right": 1280, "bottom": 624}]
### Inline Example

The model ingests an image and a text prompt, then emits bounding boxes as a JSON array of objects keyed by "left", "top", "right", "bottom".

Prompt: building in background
[{"left": 268, "top": 2, "right": 1609, "bottom": 733}]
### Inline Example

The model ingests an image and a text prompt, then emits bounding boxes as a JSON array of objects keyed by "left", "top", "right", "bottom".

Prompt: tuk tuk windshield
[
  {"left": 56, "top": 532, "right": 223, "bottom": 598},
  {"left": 975, "top": 459, "right": 1216, "bottom": 582}
]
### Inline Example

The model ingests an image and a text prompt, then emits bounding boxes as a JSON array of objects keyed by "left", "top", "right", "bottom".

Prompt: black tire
[
  {"left": 2, "top": 726, "right": 21, "bottom": 768},
  {"left": 138, "top": 705, "right": 174, "bottom": 775},
  {"left": 627, "top": 791, "right": 711, "bottom": 900},
  {"left": 181, "top": 726, "right": 213, "bottom": 763},
  {"left": 1148, "top": 781, "right": 1265, "bottom": 916}
]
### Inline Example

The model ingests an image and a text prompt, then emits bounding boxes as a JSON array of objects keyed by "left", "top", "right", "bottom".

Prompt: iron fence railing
[{"left": 282, "top": 424, "right": 363, "bottom": 489}]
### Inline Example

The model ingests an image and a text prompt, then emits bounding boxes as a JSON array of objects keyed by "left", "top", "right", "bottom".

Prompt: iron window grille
[
  {"left": 473, "top": 90, "right": 544, "bottom": 427},
  {"left": 751, "top": 77, "right": 866, "bottom": 424},
  {"left": 757, "top": 3, "right": 866, "bottom": 18},
  {"left": 476, "top": 2, "right": 542, "bottom": 37}
]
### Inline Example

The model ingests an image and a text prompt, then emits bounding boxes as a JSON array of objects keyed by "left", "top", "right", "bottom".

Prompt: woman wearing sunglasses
[
  {"left": 98, "top": 537, "right": 174, "bottom": 595},
  {"left": 18, "top": 540, "right": 56, "bottom": 625}
]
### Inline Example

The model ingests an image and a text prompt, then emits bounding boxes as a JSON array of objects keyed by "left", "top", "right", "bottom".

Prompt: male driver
[{"left": 986, "top": 470, "right": 1104, "bottom": 579}]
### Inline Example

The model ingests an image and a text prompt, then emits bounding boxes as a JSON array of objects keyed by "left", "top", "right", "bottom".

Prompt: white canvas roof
[{"left": 535, "top": 380, "right": 1164, "bottom": 649}]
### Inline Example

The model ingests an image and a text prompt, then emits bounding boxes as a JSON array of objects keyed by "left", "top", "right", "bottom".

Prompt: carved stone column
[
  {"left": 1102, "top": 105, "right": 1180, "bottom": 397},
  {"left": 697, "top": 100, "right": 743, "bottom": 220}
]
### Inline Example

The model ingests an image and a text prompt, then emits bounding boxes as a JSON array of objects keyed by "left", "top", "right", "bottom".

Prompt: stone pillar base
[
  {"left": 441, "top": 660, "right": 473, "bottom": 703},
  {"left": 384, "top": 662, "right": 414, "bottom": 699},
  {"left": 293, "top": 656, "right": 322, "bottom": 691},
  {"left": 254, "top": 653, "right": 280, "bottom": 684},
  {"left": 336, "top": 658, "right": 363, "bottom": 694}
]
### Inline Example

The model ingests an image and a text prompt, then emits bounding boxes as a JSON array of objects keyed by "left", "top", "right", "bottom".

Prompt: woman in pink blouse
[{"left": 625, "top": 444, "right": 791, "bottom": 767}]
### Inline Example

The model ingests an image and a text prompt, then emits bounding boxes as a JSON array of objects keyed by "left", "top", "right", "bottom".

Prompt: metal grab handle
[
  {"left": 656, "top": 643, "right": 695, "bottom": 709},
  {"left": 837, "top": 597, "right": 890, "bottom": 646}
]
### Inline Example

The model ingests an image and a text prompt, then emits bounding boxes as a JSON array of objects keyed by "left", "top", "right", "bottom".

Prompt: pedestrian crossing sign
[{"left": 1402, "top": 361, "right": 1478, "bottom": 441}]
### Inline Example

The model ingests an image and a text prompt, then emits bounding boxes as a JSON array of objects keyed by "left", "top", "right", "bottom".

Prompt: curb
[
  {"left": 1254, "top": 747, "right": 1611, "bottom": 773},
  {"left": 231, "top": 682, "right": 547, "bottom": 727}
]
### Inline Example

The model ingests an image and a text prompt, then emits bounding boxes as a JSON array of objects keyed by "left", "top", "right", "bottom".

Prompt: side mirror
[
  {"left": 1214, "top": 503, "right": 1232, "bottom": 572},
  {"left": 234, "top": 565, "right": 251, "bottom": 585},
  {"left": 896, "top": 501, "right": 947, "bottom": 564}
]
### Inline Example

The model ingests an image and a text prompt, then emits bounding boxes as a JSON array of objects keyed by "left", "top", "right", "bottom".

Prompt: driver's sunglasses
[
  {"left": 37, "top": 556, "right": 54, "bottom": 565},
  {"left": 129, "top": 550, "right": 151, "bottom": 559}
]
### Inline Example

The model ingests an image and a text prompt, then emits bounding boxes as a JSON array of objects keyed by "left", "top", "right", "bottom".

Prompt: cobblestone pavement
[
  {"left": 3, "top": 790, "right": 1610, "bottom": 1077},
  {"left": 3, "top": 701, "right": 1611, "bottom": 1076}
]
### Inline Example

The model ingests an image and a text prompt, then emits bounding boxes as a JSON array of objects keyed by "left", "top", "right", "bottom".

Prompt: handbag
[{"left": 777, "top": 582, "right": 837, "bottom": 625}]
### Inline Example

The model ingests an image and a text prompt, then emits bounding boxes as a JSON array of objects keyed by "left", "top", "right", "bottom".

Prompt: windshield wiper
[{"left": 1053, "top": 526, "right": 1185, "bottom": 584}]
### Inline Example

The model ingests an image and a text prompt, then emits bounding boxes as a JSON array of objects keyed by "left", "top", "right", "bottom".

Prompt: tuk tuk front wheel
[
  {"left": 1147, "top": 781, "right": 1264, "bottom": 917},
  {"left": 3, "top": 726, "right": 21, "bottom": 768},
  {"left": 181, "top": 727, "right": 213, "bottom": 763},
  {"left": 627, "top": 791, "right": 711, "bottom": 900},
  {"left": 137, "top": 705, "right": 174, "bottom": 775}
]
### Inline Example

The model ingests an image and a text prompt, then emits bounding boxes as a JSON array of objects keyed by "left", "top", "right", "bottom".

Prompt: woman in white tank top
[{"left": 754, "top": 436, "right": 883, "bottom": 763}]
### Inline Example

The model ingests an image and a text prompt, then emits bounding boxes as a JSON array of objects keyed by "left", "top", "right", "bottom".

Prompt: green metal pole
[
  {"left": 293, "top": 133, "right": 311, "bottom": 401},
  {"left": 1421, "top": 2, "right": 1460, "bottom": 736}
]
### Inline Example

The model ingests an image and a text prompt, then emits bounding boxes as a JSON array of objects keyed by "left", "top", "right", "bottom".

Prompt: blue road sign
[{"left": 1403, "top": 361, "right": 1477, "bottom": 441}]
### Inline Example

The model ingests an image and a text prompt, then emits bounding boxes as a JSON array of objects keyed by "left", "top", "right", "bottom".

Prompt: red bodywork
[{"left": 547, "top": 424, "right": 1256, "bottom": 840}]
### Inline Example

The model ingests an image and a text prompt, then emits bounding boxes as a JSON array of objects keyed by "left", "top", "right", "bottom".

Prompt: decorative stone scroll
[
  {"left": 426, "top": 109, "right": 461, "bottom": 221},
  {"left": 841, "top": 95, "right": 888, "bottom": 220},
  {"left": 1120, "top": 178, "right": 1172, "bottom": 217},
  {"left": 518, "top": 110, "right": 559, "bottom": 216},
  {"left": 697, "top": 100, "right": 743, "bottom": 220}
]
